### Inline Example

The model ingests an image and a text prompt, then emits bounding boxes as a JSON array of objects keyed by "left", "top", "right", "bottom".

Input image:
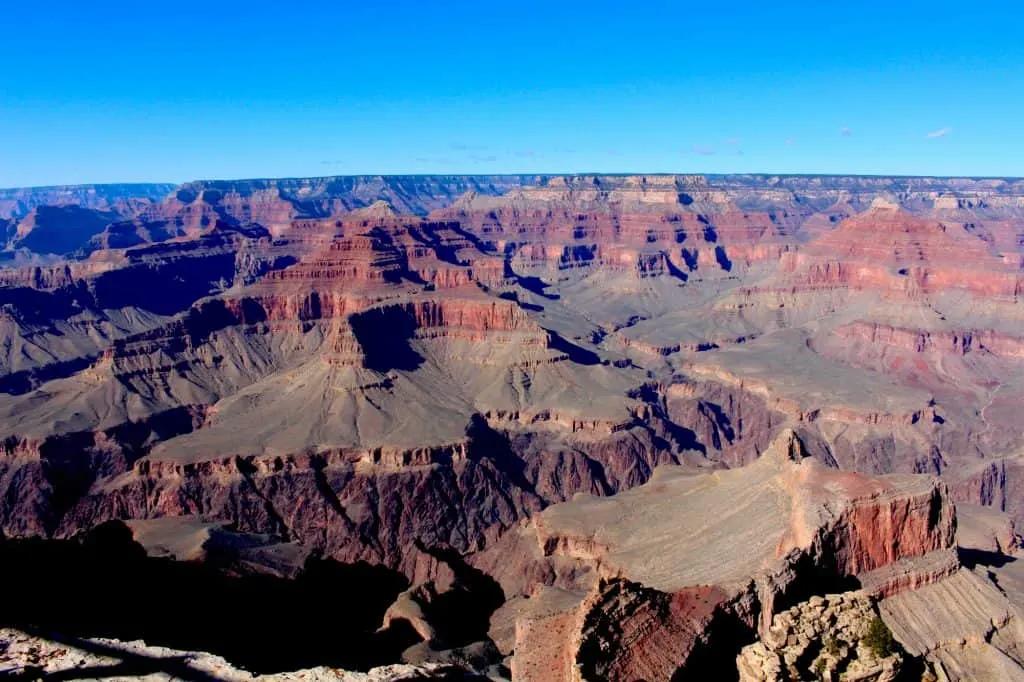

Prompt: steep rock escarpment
[{"left": 475, "top": 430, "right": 956, "bottom": 681}]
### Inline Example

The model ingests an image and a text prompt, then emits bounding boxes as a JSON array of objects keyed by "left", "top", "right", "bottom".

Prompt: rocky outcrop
[
  {"left": 859, "top": 499, "right": 1024, "bottom": 681},
  {"left": 879, "top": 569, "right": 1024, "bottom": 681},
  {"left": 0, "top": 628, "right": 474, "bottom": 681},
  {"left": 476, "top": 430, "right": 956, "bottom": 681},
  {"left": 737, "top": 592, "right": 907, "bottom": 682}
]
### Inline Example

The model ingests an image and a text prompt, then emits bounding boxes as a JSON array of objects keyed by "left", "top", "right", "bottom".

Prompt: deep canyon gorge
[{"left": 2, "top": 174, "right": 1024, "bottom": 680}]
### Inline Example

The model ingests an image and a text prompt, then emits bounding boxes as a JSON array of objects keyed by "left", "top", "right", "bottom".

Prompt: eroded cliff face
[
  {"left": 477, "top": 431, "right": 957, "bottom": 681},
  {"left": 55, "top": 426, "right": 678, "bottom": 580},
  {"left": 0, "top": 174, "right": 1022, "bottom": 649}
]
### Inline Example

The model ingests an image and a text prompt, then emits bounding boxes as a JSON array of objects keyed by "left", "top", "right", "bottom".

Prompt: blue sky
[{"left": 1, "top": 0, "right": 1022, "bottom": 186}]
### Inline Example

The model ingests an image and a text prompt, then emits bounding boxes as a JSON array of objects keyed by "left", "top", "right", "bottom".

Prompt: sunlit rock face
[
  {"left": 474, "top": 430, "right": 956, "bottom": 681},
  {"left": 1, "top": 173, "right": 1024, "bottom": 678},
  {"left": 0, "top": 175, "right": 1021, "bottom": 590}
]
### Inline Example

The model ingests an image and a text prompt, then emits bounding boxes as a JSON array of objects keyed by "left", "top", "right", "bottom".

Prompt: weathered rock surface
[
  {"left": 474, "top": 430, "right": 955, "bottom": 681},
  {"left": 2, "top": 173, "right": 1024, "bottom": 678},
  {"left": 861, "top": 500, "right": 1024, "bottom": 681},
  {"left": 737, "top": 592, "right": 905, "bottom": 682},
  {"left": 730, "top": 492, "right": 1024, "bottom": 682},
  {"left": 879, "top": 568, "right": 1024, "bottom": 681},
  {"left": 0, "top": 628, "right": 477, "bottom": 682}
]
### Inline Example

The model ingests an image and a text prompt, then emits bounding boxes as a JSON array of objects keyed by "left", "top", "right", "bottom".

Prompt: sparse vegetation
[
  {"left": 862, "top": 615, "right": 897, "bottom": 658},
  {"left": 824, "top": 635, "right": 841, "bottom": 656}
]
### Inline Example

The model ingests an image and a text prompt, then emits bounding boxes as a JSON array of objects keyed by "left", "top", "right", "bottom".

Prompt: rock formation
[
  {"left": 1, "top": 172, "right": 1024, "bottom": 678},
  {"left": 872, "top": 502, "right": 1024, "bottom": 681},
  {"left": 474, "top": 430, "right": 955, "bottom": 681},
  {"left": 0, "top": 183, "right": 174, "bottom": 221},
  {"left": 731, "top": 492, "right": 1024, "bottom": 682},
  {"left": 0, "top": 628, "right": 472, "bottom": 682},
  {"left": 737, "top": 593, "right": 906, "bottom": 682}
]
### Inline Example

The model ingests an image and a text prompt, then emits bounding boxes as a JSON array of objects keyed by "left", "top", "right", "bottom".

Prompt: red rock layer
[
  {"left": 778, "top": 208, "right": 1024, "bottom": 298},
  {"left": 436, "top": 193, "right": 797, "bottom": 279},
  {"left": 831, "top": 321, "right": 1024, "bottom": 359},
  {"left": 500, "top": 439, "right": 957, "bottom": 682},
  {"left": 826, "top": 481, "right": 956, "bottom": 575}
]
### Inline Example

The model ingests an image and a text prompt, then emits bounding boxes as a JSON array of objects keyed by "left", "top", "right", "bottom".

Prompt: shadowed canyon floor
[{"left": 2, "top": 174, "right": 1024, "bottom": 679}]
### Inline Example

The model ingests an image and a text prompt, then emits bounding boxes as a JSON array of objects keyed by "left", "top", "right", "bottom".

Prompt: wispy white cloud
[
  {"left": 839, "top": 126, "right": 852, "bottom": 137},
  {"left": 691, "top": 145, "right": 716, "bottom": 156},
  {"left": 926, "top": 127, "right": 952, "bottom": 139},
  {"left": 785, "top": 137, "right": 795, "bottom": 146},
  {"left": 724, "top": 136, "right": 741, "bottom": 146}
]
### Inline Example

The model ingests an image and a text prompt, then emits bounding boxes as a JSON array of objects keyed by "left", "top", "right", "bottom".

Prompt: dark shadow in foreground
[
  {"left": 413, "top": 538, "right": 506, "bottom": 649},
  {"left": 1, "top": 627, "right": 228, "bottom": 682},
  {"left": 0, "top": 522, "right": 421, "bottom": 674}
]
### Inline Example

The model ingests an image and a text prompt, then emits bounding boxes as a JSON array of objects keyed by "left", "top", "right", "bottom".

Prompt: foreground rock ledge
[
  {"left": 474, "top": 429, "right": 956, "bottom": 681},
  {"left": 737, "top": 591, "right": 904, "bottom": 682},
  {"left": 0, "top": 628, "right": 468, "bottom": 682}
]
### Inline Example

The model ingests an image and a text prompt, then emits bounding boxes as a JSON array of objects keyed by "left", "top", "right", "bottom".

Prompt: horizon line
[{"left": 3, "top": 171, "right": 1024, "bottom": 193}]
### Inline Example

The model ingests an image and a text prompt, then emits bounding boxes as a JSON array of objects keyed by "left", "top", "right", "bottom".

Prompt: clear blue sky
[{"left": 1, "top": 0, "right": 1022, "bottom": 186}]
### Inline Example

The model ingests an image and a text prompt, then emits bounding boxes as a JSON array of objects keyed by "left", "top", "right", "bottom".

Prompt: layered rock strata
[
  {"left": 0, "top": 173, "right": 1023, "bottom": 634},
  {"left": 475, "top": 430, "right": 955, "bottom": 681}
]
